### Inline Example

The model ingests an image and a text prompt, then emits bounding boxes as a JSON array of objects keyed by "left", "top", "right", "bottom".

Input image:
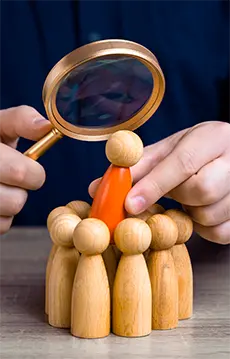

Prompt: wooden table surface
[{"left": 0, "top": 227, "right": 229, "bottom": 359}]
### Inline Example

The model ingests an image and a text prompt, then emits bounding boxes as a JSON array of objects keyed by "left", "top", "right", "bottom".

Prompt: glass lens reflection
[{"left": 56, "top": 56, "right": 153, "bottom": 128}]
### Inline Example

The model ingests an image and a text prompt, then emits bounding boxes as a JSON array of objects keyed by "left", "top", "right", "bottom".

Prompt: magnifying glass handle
[{"left": 24, "top": 128, "right": 63, "bottom": 161}]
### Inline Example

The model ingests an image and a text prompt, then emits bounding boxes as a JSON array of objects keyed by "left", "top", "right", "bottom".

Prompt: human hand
[
  {"left": 0, "top": 106, "right": 52, "bottom": 234},
  {"left": 89, "top": 121, "right": 230, "bottom": 244}
]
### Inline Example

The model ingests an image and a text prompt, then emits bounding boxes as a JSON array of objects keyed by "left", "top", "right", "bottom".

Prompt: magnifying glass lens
[
  {"left": 24, "top": 40, "right": 165, "bottom": 160},
  {"left": 56, "top": 56, "right": 154, "bottom": 128}
]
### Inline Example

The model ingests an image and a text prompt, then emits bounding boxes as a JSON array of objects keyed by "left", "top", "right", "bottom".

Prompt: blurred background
[{"left": 0, "top": 0, "right": 229, "bottom": 227}]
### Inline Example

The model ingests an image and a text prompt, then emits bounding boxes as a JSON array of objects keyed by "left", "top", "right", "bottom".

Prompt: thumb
[{"left": 0, "top": 106, "right": 52, "bottom": 146}]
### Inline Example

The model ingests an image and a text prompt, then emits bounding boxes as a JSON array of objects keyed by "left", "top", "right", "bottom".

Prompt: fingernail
[
  {"left": 33, "top": 117, "right": 50, "bottom": 125},
  {"left": 127, "top": 196, "right": 146, "bottom": 214}
]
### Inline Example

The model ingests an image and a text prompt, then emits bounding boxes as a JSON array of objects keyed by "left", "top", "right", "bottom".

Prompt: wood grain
[
  {"left": 105, "top": 130, "right": 143, "bottom": 167},
  {"left": 113, "top": 218, "right": 152, "bottom": 337},
  {"left": 66, "top": 200, "right": 91, "bottom": 219},
  {"left": 102, "top": 245, "right": 119, "bottom": 305},
  {"left": 171, "top": 243, "right": 193, "bottom": 320},
  {"left": 71, "top": 218, "right": 110, "bottom": 338},
  {"left": 113, "top": 254, "right": 152, "bottom": 337},
  {"left": 71, "top": 253, "right": 110, "bottom": 338},
  {"left": 0, "top": 227, "right": 229, "bottom": 359},
  {"left": 45, "top": 244, "right": 58, "bottom": 315},
  {"left": 48, "top": 246, "right": 79, "bottom": 328},
  {"left": 147, "top": 250, "right": 178, "bottom": 330}
]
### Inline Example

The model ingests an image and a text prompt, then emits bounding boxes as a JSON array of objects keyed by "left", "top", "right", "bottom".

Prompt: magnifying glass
[{"left": 24, "top": 39, "right": 165, "bottom": 160}]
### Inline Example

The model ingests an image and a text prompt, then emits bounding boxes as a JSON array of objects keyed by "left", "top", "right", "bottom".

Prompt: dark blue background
[{"left": 0, "top": 0, "right": 229, "bottom": 225}]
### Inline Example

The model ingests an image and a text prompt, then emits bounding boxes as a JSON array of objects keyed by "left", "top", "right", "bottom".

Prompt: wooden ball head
[
  {"left": 127, "top": 210, "right": 152, "bottom": 222},
  {"left": 114, "top": 218, "right": 152, "bottom": 254},
  {"left": 47, "top": 206, "right": 76, "bottom": 232},
  {"left": 147, "top": 214, "right": 178, "bottom": 250},
  {"left": 49, "top": 213, "right": 81, "bottom": 247},
  {"left": 164, "top": 209, "right": 193, "bottom": 244},
  {"left": 148, "top": 204, "right": 165, "bottom": 215},
  {"left": 73, "top": 218, "right": 110, "bottom": 255},
  {"left": 66, "top": 200, "right": 91, "bottom": 219},
  {"left": 105, "top": 130, "right": 144, "bottom": 167},
  {"left": 128, "top": 204, "right": 165, "bottom": 222}
]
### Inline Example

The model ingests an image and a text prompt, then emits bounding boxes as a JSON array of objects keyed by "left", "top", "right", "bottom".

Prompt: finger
[
  {"left": 88, "top": 177, "right": 101, "bottom": 198},
  {"left": 0, "top": 143, "right": 46, "bottom": 190},
  {"left": 131, "top": 121, "right": 221, "bottom": 186},
  {"left": 126, "top": 122, "right": 228, "bottom": 214},
  {"left": 183, "top": 192, "right": 230, "bottom": 227},
  {"left": 88, "top": 129, "right": 189, "bottom": 198},
  {"left": 0, "top": 106, "right": 52, "bottom": 145},
  {"left": 0, "top": 184, "right": 28, "bottom": 216},
  {"left": 0, "top": 216, "right": 14, "bottom": 235},
  {"left": 193, "top": 220, "right": 230, "bottom": 245},
  {"left": 132, "top": 122, "right": 215, "bottom": 185},
  {"left": 130, "top": 128, "right": 189, "bottom": 184},
  {"left": 168, "top": 155, "right": 230, "bottom": 206}
]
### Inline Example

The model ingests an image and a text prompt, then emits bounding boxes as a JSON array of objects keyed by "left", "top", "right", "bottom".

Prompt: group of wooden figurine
[{"left": 45, "top": 130, "right": 194, "bottom": 339}]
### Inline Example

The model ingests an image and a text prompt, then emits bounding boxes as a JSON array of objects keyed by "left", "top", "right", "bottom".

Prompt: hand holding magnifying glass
[
  {"left": 24, "top": 39, "right": 165, "bottom": 160},
  {"left": 0, "top": 39, "right": 165, "bottom": 235}
]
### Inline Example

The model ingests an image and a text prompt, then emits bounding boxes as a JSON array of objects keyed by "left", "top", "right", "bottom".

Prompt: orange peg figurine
[{"left": 89, "top": 130, "right": 143, "bottom": 243}]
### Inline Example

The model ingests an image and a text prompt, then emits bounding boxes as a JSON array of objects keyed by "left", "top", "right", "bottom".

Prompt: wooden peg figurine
[
  {"left": 48, "top": 212, "right": 81, "bottom": 328},
  {"left": 45, "top": 244, "right": 58, "bottom": 316},
  {"left": 66, "top": 200, "right": 91, "bottom": 219},
  {"left": 45, "top": 206, "right": 78, "bottom": 316},
  {"left": 89, "top": 130, "right": 143, "bottom": 242},
  {"left": 71, "top": 218, "right": 110, "bottom": 339},
  {"left": 48, "top": 246, "right": 79, "bottom": 328},
  {"left": 147, "top": 214, "right": 178, "bottom": 330},
  {"left": 113, "top": 218, "right": 152, "bottom": 337},
  {"left": 165, "top": 209, "right": 193, "bottom": 320}
]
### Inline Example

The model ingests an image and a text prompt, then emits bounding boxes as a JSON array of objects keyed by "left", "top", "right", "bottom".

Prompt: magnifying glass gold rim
[
  {"left": 24, "top": 39, "right": 165, "bottom": 160},
  {"left": 43, "top": 39, "right": 165, "bottom": 141}
]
